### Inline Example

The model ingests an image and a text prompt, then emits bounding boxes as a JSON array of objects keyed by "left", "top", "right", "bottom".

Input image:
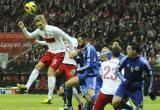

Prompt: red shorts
[
  {"left": 40, "top": 52, "right": 64, "bottom": 70},
  {"left": 58, "top": 63, "right": 76, "bottom": 80},
  {"left": 94, "top": 91, "right": 113, "bottom": 110}
]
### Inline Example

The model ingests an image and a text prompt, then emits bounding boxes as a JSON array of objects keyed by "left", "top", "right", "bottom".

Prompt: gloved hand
[{"left": 148, "top": 88, "right": 156, "bottom": 101}]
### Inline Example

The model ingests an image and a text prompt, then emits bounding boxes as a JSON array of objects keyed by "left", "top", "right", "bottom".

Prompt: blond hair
[{"left": 34, "top": 15, "right": 46, "bottom": 24}]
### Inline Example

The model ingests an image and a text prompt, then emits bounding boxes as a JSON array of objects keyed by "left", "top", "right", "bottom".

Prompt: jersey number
[{"left": 104, "top": 66, "right": 117, "bottom": 80}]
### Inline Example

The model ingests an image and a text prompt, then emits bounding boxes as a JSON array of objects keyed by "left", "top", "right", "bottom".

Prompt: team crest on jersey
[{"left": 130, "top": 66, "right": 140, "bottom": 72}]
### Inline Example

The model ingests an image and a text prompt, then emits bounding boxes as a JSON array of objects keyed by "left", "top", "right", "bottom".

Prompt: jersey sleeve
[
  {"left": 54, "top": 27, "right": 74, "bottom": 46},
  {"left": 22, "top": 27, "right": 39, "bottom": 39},
  {"left": 77, "top": 46, "right": 96, "bottom": 72},
  {"left": 142, "top": 57, "right": 154, "bottom": 90},
  {"left": 115, "top": 56, "right": 127, "bottom": 81},
  {"left": 36, "top": 40, "right": 47, "bottom": 45}
]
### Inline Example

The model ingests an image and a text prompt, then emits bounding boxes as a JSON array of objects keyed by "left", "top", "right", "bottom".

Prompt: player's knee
[
  {"left": 35, "top": 62, "right": 45, "bottom": 71},
  {"left": 47, "top": 67, "right": 57, "bottom": 76},
  {"left": 112, "top": 97, "right": 121, "bottom": 107},
  {"left": 87, "top": 89, "right": 95, "bottom": 97}
]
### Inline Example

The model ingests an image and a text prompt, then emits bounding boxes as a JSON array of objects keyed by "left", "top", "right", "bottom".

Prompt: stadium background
[{"left": 0, "top": 0, "right": 160, "bottom": 96}]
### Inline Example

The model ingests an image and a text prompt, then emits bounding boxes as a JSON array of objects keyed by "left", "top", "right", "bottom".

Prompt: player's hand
[
  {"left": 18, "top": 21, "right": 25, "bottom": 29},
  {"left": 148, "top": 89, "right": 156, "bottom": 101},
  {"left": 34, "top": 40, "right": 38, "bottom": 44}
]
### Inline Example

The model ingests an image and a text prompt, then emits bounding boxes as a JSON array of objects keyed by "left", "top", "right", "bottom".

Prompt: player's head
[
  {"left": 100, "top": 47, "right": 110, "bottom": 62},
  {"left": 112, "top": 38, "right": 122, "bottom": 49},
  {"left": 34, "top": 15, "right": 46, "bottom": 30},
  {"left": 111, "top": 46, "right": 121, "bottom": 58},
  {"left": 77, "top": 33, "right": 88, "bottom": 48},
  {"left": 126, "top": 41, "right": 140, "bottom": 58},
  {"left": 101, "top": 47, "right": 110, "bottom": 53}
]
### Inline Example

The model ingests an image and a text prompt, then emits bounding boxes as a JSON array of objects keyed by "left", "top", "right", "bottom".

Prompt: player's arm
[
  {"left": 99, "top": 63, "right": 103, "bottom": 79},
  {"left": 54, "top": 27, "right": 74, "bottom": 46},
  {"left": 18, "top": 21, "right": 39, "bottom": 39},
  {"left": 34, "top": 40, "right": 47, "bottom": 45},
  {"left": 143, "top": 58, "right": 156, "bottom": 100},
  {"left": 77, "top": 46, "right": 95, "bottom": 72},
  {"left": 115, "top": 56, "right": 127, "bottom": 81}
]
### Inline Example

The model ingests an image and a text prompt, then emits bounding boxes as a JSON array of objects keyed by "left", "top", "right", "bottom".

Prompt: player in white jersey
[
  {"left": 34, "top": 38, "right": 83, "bottom": 110},
  {"left": 94, "top": 46, "right": 122, "bottom": 110},
  {"left": 17, "top": 15, "right": 74, "bottom": 104},
  {"left": 56, "top": 38, "right": 83, "bottom": 110}
]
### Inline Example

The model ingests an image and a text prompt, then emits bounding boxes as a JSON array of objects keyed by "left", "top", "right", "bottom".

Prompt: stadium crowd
[
  {"left": 0, "top": 0, "right": 160, "bottom": 63},
  {"left": 0, "top": 0, "right": 160, "bottom": 96}
]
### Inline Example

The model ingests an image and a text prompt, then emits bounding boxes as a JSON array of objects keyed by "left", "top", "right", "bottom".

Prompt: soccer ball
[{"left": 24, "top": 1, "right": 37, "bottom": 15}]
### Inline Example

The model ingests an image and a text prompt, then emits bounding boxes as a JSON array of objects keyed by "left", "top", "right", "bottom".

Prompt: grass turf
[{"left": 0, "top": 94, "right": 159, "bottom": 110}]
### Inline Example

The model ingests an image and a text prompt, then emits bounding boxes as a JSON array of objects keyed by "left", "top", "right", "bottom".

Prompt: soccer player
[
  {"left": 94, "top": 46, "right": 133, "bottom": 110},
  {"left": 17, "top": 14, "right": 74, "bottom": 104},
  {"left": 112, "top": 41, "right": 156, "bottom": 110},
  {"left": 100, "top": 38, "right": 125, "bottom": 61},
  {"left": 99, "top": 46, "right": 111, "bottom": 62},
  {"left": 65, "top": 33, "right": 101, "bottom": 109},
  {"left": 54, "top": 38, "right": 83, "bottom": 110},
  {"left": 34, "top": 38, "right": 83, "bottom": 110}
]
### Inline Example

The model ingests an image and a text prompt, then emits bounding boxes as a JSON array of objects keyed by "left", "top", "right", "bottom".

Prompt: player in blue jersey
[
  {"left": 100, "top": 38, "right": 125, "bottom": 62},
  {"left": 65, "top": 33, "right": 101, "bottom": 109},
  {"left": 112, "top": 41, "right": 156, "bottom": 110}
]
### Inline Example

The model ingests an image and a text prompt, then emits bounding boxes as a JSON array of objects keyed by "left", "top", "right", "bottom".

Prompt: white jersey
[
  {"left": 22, "top": 25, "right": 73, "bottom": 53},
  {"left": 62, "top": 37, "right": 78, "bottom": 65},
  {"left": 100, "top": 59, "right": 122, "bottom": 95}
]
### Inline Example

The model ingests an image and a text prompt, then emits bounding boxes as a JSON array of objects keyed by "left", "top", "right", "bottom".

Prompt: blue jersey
[
  {"left": 116, "top": 55, "right": 153, "bottom": 86},
  {"left": 77, "top": 43, "right": 100, "bottom": 76}
]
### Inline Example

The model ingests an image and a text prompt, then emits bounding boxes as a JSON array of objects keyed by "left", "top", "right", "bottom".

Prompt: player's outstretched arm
[{"left": 18, "top": 21, "right": 39, "bottom": 39}]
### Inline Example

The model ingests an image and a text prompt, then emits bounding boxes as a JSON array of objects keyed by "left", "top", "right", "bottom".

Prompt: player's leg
[
  {"left": 79, "top": 84, "right": 91, "bottom": 110},
  {"left": 112, "top": 84, "right": 125, "bottom": 109},
  {"left": 64, "top": 87, "right": 73, "bottom": 109},
  {"left": 85, "top": 76, "right": 100, "bottom": 104},
  {"left": 19, "top": 51, "right": 54, "bottom": 92},
  {"left": 41, "top": 52, "right": 64, "bottom": 104},
  {"left": 65, "top": 76, "right": 80, "bottom": 88},
  {"left": 121, "top": 97, "right": 134, "bottom": 110},
  {"left": 57, "top": 85, "right": 67, "bottom": 106},
  {"left": 72, "top": 87, "right": 83, "bottom": 110},
  {"left": 94, "top": 91, "right": 113, "bottom": 110},
  {"left": 17, "top": 61, "right": 45, "bottom": 92},
  {"left": 127, "top": 88, "right": 144, "bottom": 110},
  {"left": 56, "top": 74, "right": 67, "bottom": 107},
  {"left": 64, "top": 64, "right": 79, "bottom": 109}
]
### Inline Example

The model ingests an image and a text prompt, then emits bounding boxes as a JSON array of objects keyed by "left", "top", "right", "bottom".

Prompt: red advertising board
[{"left": 0, "top": 33, "right": 33, "bottom": 58}]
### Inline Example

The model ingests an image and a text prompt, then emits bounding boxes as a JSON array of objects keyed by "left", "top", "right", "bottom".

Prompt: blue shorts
[
  {"left": 115, "top": 83, "right": 143, "bottom": 107},
  {"left": 78, "top": 74, "right": 101, "bottom": 96},
  {"left": 80, "top": 84, "right": 88, "bottom": 96}
]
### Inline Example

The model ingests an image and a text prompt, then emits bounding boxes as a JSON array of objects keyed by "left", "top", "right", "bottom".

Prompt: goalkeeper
[{"left": 112, "top": 41, "right": 156, "bottom": 110}]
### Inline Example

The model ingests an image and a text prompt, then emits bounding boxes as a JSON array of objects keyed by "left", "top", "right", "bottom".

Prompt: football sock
[
  {"left": 26, "top": 68, "right": 39, "bottom": 90},
  {"left": 91, "top": 94, "right": 96, "bottom": 104},
  {"left": 72, "top": 87, "right": 81, "bottom": 105},
  {"left": 61, "top": 93, "right": 67, "bottom": 106},
  {"left": 48, "top": 76, "right": 56, "bottom": 100},
  {"left": 65, "top": 88, "right": 73, "bottom": 107}
]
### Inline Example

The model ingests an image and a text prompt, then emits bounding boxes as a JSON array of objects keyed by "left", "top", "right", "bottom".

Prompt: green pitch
[{"left": 0, "top": 94, "right": 159, "bottom": 110}]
